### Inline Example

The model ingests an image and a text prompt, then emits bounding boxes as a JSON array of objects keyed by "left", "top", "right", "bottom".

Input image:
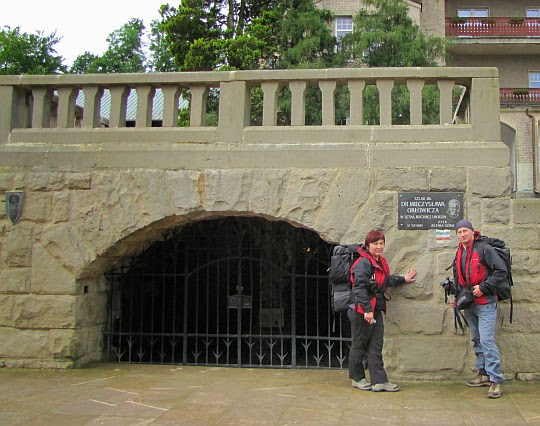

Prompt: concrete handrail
[{"left": 0, "top": 67, "right": 501, "bottom": 145}]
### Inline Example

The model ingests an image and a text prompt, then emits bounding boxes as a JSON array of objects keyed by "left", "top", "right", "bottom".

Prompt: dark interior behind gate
[{"left": 104, "top": 217, "right": 351, "bottom": 368}]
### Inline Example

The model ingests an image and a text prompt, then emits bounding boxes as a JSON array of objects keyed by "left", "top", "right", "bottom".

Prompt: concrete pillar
[
  {"left": 470, "top": 77, "right": 501, "bottom": 141},
  {"left": 407, "top": 79, "right": 425, "bottom": 125},
  {"left": 437, "top": 80, "right": 454, "bottom": 125},
  {"left": 162, "top": 85, "right": 181, "bottom": 128},
  {"left": 289, "top": 81, "right": 307, "bottom": 126},
  {"left": 261, "top": 82, "right": 279, "bottom": 126},
  {"left": 376, "top": 79, "right": 394, "bottom": 125},
  {"left": 136, "top": 85, "right": 156, "bottom": 128},
  {"left": 31, "top": 87, "right": 54, "bottom": 129},
  {"left": 319, "top": 80, "right": 337, "bottom": 126},
  {"left": 190, "top": 85, "right": 209, "bottom": 127},
  {"left": 109, "top": 86, "right": 130, "bottom": 128},
  {"left": 348, "top": 80, "right": 365, "bottom": 125},
  {"left": 0, "top": 85, "right": 26, "bottom": 143},
  {"left": 82, "top": 86, "right": 104, "bottom": 128},
  {"left": 57, "top": 87, "right": 79, "bottom": 128},
  {"left": 218, "top": 80, "right": 250, "bottom": 142}
]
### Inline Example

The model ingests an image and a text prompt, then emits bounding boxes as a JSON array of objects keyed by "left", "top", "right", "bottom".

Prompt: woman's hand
[
  {"left": 450, "top": 300, "right": 456, "bottom": 309},
  {"left": 364, "top": 311, "right": 375, "bottom": 324},
  {"left": 404, "top": 268, "right": 417, "bottom": 283}
]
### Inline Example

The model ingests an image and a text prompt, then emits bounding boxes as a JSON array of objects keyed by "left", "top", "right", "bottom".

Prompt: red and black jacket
[
  {"left": 453, "top": 231, "right": 509, "bottom": 305},
  {"left": 349, "top": 248, "right": 405, "bottom": 314}
]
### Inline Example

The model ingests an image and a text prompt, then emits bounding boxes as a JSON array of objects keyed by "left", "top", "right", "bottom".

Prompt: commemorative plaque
[
  {"left": 5, "top": 191, "right": 24, "bottom": 225},
  {"left": 398, "top": 192, "right": 463, "bottom": 230}
]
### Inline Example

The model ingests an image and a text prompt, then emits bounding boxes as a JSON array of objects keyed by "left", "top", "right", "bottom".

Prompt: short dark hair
[{"left": 365, "top": 230, "right": 385, "bottom": 247}]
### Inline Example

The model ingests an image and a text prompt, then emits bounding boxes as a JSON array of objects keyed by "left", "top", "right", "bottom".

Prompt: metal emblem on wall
[
  {"left": 5, "top": 191, "right": 24, "bottom": 225},
  {"left": 398, "top": 192, "right": 464, "bottom": 230}
]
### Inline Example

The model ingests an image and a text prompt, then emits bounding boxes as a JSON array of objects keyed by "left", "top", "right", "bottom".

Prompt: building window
[
  {"left": 457, "top": 8, "right": 489, "bottom": 18},
  {"left": 336, "top": 17, "right": 353, "bottom": 40},
  {"left": 530, "top": 72, "right": 540, "bottom": 88},
  {"left": 526, "top": 9, "right": 540, "bottom": 18}
]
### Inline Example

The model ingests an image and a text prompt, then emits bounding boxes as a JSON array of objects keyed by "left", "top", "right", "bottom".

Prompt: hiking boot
[
  {"left": 372, "top": 382, "right": 400, "bottom": 392},
  {"left": 488, "top": 382, "right": 502, "bottom": 399},
  {"left": 466, "top": 374, "right": 490, "bottom": 387},
  {"left": 351, "top": 378, "right": 372, "bottom": 391}
]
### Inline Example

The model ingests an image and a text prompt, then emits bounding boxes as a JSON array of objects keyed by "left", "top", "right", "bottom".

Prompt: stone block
[
  {"left": 66, "top": 172, "right": 92, "bottom": 190},
  {"left": 12, "top": 295, "right": 77, "bottom": 329},
  {"left": 165, "top": 170, "right": 202, "bottom": 213},
  {"left": 30, "top": 244, "right": 76, "bottom": 295},
  {"left": 482, "top": 198, "right": 511, "bottom": 224},
  {"left": 52, "top": 191, "right": 70, "bottom": 223},
  {"left": 0, "top": 295, "right": 13, "bottom": 326},
  {"left": 279, "top": 169, "right": 334, "bottom": 227},
  {"left": 21, "top": 192, "right": 53, "bottom": 223},
  {"left": 513, "top": 199, "right": 540, "bottom": 224},
  {"left": 41, "top": 223, "right": 97, "bottom": 276},
  {"left": 0, "top": 268, "right": 30, "bottom": 293},
  {"left": 399, "top": 336, "right": 469, "bottom": 373},
  {"left": 2, "top": 224, "right": 34, "bottom": 267},
  {"left": 499, "top": 333, "right": 540, "bottom": 374},
  {"left": 375, "top": 168, "right": 429, "bottom": 191},
  {"left": 0, "top": 326, "right": 50, "bottom": 358},
  {"left": 315, "top": 169, "right": 370, "bottom": 241},
  {"left": 483, "top": 226, "right": 539, "bottom": 250},
  {"left": 49, "top": 328, "right": 77, "bottom": 359},
  {"left": 345, "top": 191, "right": 395, "bottom": 242},
  {"left": 429, "top": 167, "right": 467, "bottom": 192},
  {"left": 248, "top": 169, "right": 290, "bottom": 218},
  {"left": 386, "top": 302, "right": 445, "bottom": 335},
  {"left": 203, "top": 169, "right": 252, "bottom": 212},
  {"left": 26, "top": 172, "right": 65, "bottom": 191},
  {"left": 468, "top": 167, "right": 511, "bottom": 198}
]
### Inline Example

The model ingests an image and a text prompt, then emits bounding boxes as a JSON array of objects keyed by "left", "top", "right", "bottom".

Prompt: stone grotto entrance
[{"left": 104, "top": 216, "right": 351, "bottom": 369}]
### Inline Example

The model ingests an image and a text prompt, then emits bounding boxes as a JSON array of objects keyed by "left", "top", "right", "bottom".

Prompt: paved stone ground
[{"left": 0, "top": 364, "right": 539, "bottom": 425}]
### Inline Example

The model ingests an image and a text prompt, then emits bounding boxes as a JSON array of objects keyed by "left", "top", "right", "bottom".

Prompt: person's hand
[
  {"left": 473, "top": 285, "right": 483, "bottom": 297},
  {"left": 450, "top": 300, "right": 456, "bottom": 309},
  {"left": 364, "top": 311, "right": 375, "bottom": 324},
  {"left": 404, "top": 268, "right": 417, "bottom": 283}
]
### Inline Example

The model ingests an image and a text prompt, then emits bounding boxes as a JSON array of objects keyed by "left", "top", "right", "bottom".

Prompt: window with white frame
[
  {"left": 530, "top": 72, "right": 540, "bottom": 88},
  {"left": 458, "top": 8, "right": 489, "bottom": 17},
  {"left": 336, "top": 17, "right": 353, "bottom": 40},
  {"left": 526, "top": 9, "right": 540, "bottom": 18}
]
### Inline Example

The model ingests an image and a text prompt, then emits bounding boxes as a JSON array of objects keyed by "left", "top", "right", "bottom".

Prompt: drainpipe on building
[{"left": 525, "top": 109, "right": 539, "bottom": 194}]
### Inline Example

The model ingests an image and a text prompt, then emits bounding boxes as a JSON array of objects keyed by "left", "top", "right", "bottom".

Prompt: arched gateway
[{"left": 105, "top": 216, "right": 350, "bottom": 368}]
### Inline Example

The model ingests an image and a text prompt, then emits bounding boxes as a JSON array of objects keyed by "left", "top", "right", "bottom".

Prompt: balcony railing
[
  {"left": 446, "top": 17, "right": 540, "bottom": 38},
  {"left": 500, "top": 88, "right": 540, "bottom": 106},
  {"left": 0, "top": 68, "right": 501, "bottom": 146}
]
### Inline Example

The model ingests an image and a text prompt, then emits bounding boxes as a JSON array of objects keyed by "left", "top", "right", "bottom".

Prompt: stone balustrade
[{"left": 0, "top": 67, "right": 500, "bottom": 147}]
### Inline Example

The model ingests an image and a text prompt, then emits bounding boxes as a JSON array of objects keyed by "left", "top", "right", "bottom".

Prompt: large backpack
[
  {"left": 329, "top": 244, "right": 362, "bottom": 313},
  {"left": 475, "top": 236, "right": 514, "bottom": 321}
]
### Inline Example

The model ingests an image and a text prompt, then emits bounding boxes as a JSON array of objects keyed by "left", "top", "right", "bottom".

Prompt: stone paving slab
[{"left": 0, "top": 364, "right": 539, "bottom": 425}]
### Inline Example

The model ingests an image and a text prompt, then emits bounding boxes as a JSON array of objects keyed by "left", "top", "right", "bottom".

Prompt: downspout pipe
[{"left": 525, "top": 109, "right": 539, "bottom": 194}]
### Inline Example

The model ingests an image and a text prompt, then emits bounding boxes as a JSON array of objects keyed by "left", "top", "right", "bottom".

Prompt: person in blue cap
[{"left": 451, "top": 220, "right": 509, "bottom": 399}]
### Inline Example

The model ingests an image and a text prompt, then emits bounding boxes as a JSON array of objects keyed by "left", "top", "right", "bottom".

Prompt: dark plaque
[
  {"left": 398, "top": 192, "right": 463, "bottom": 230},
  {"left": 6, "top": 191, "right": 24, "bottom": 225}
]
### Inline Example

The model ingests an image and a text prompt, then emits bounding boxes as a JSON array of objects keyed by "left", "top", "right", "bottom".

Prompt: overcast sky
[{"left": 1, "top": 0, "right": 169, "bottom": 66}]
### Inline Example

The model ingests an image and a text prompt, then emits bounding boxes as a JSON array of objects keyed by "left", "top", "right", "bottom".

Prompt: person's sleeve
[
  {"left": 351, "top": 258, "right": 374, "bottom": 313},
  {"left": 479, "top": 245, "right": 508, "bottom": 295},
  {"left": 388, "top": 275, "right": 405, "bottom": 287}
]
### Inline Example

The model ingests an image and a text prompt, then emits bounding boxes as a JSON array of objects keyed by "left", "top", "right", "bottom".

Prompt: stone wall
[{"left": 1, "top": 162, "right": 538, "bottom": 378}]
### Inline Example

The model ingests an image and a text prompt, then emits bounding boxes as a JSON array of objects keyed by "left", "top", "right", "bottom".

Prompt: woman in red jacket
[{"left": 348, "top": 230, "right": 416, "bottom": 392}]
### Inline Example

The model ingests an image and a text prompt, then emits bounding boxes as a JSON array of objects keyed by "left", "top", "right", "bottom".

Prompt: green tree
[
  {"left": 148, "top": 18, "right": 177, "bottom": 72},
  {"left": 70, "top": 18, "right": 147, "bottom": 73},
  {"left": 342, "top": 0, "right": 447, "bottom": 124},
  {"left": 0, "top": 26, "right": 66, "bottom": 75}
]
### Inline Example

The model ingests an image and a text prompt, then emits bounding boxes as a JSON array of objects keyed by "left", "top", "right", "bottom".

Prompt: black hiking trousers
[{"left": 347, "top": 308, "right": 387, "bottom": 385}]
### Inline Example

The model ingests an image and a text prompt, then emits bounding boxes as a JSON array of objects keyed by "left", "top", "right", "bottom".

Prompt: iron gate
[{"left": 104, "top": 217, "right": 351, "bottom": 368}]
